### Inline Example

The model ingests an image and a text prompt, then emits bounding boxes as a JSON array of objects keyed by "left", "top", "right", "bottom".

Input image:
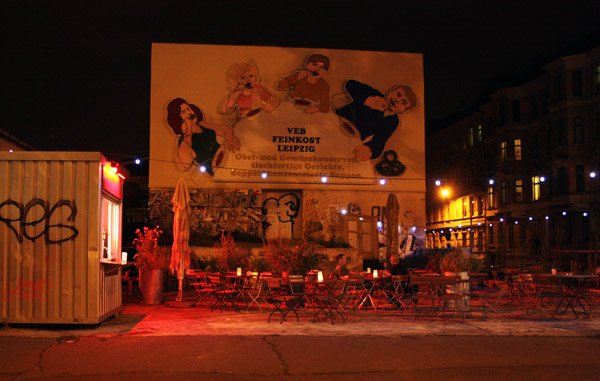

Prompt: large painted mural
[{"left": 150, "top": 44, "right": 424, "bottom": 191}]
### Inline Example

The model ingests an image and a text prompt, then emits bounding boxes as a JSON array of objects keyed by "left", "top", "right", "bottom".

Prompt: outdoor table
[
  {"left": 550, "top": 274, "right": 597, "bottom": 318},
  {"left": 358, "top": 275, "right": 390, "bottom": 310}
]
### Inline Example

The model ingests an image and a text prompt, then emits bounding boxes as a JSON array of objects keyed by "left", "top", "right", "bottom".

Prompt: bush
[
  {"left": 215, "top": 232, "right": 250, "bottom": 271},
  {"left": 264, "top": 237, "right": 327, "bottom": 274}
]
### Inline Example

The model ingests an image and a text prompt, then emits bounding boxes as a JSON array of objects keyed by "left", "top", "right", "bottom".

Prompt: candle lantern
[
  {"left": 317, "top": 271, "right": 324, "bottom": 282},
  {"left": 121, "top": 252, "right": 127, "bottom": 265},
  {"left": 373, "top": 269, "right": 378, "bottom": 278},
  {"left": 237, "top": 267, "right": 242, "bottom": 276}
]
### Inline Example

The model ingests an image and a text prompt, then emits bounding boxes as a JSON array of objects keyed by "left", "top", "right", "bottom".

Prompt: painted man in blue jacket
[{"left": 335, "top": 80, "right": 417, "bottom": 160}]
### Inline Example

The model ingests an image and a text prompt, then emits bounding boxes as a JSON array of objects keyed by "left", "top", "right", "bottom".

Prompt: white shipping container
[{"left": 1, "top": 152, "right": 126, "bottom": 324}]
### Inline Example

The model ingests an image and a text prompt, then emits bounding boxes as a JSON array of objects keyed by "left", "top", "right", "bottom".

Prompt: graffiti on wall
[
  {"left": 0, "top": 198, "right": 79, "bottom": 244},
  {"left": 150, "top": 189, "right": 267, "bottom": 239}
]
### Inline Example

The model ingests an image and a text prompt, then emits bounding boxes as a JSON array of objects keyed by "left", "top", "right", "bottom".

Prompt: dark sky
[{"left": 3, "top": 1, "right": 599, "bottom": 160}]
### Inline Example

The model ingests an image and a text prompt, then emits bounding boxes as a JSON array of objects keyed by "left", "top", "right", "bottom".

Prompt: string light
[
  {"left": 135, "top": 158, "right": 141, "bottom": 165},
  {"left": 261, "top": 172, "right": 268, "bottom": 179},
  {"left": 321, "top": 176, "right": 328, "bottom": 183},
  {"left": 435, "top": 180, "right": 441, "bottom": 186},
  {"left": 379, "top": 178, "right": 386, "bottom": 185},
  {"left": 583, "top": 212, "right": 588, "bottom": 217},
  {"left": 562, "top": 211, "right": 567, "bottom": 216},
  {"left": 589, "top": 171, "right": 596, "bottom": 178},
  {"left": 199, "top": 165, "right": 206, "bottom": 173}
]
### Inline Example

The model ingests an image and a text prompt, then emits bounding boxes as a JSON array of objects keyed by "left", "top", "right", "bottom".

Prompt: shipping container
[{"left": 1, "top": 152, "right": 127, "bottom": 324}]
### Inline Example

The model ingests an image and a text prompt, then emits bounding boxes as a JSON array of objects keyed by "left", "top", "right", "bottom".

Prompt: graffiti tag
[{"left": 0, "top": 198, "right": 79, "bottom": 244}]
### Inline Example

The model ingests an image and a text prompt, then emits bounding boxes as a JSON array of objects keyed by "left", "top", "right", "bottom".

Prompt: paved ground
[{"left": 1, "top": 293, "right": 599, "bottom": 380}]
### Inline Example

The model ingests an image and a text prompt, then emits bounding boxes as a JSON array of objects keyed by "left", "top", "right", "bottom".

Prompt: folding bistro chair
[
  {"left": 309, "top": 279, "right": 349, "bottom": 324},
  {"left": 265, "top": 277, "right": 301, "bottom": 323}
]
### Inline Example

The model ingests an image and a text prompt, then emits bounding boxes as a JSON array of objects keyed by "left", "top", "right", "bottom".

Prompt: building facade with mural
[
  {"left": 149, "top": 44, "right": 426, "bottom": 262},
  {"left": 426, "top": 40, "right": 600, "bottom": 272}
]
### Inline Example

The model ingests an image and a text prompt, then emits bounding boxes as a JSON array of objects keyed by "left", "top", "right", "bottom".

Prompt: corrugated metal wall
[{"left": 1, "top": 152, "right": 119, "bottom": 324}]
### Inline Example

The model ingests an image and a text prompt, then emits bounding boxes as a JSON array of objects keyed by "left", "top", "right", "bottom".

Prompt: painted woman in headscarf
[{"left": 167, "top": 98, "right": 240, "bottom": 174}]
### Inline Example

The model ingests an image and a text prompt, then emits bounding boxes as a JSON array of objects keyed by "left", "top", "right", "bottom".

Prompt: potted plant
[{"left": 133, "top": 226, "right": 170, "bottom": 304}]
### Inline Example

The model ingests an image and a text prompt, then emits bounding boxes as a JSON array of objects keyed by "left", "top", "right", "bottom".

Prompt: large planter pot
[
  {"left": 139, "top": 269, "right": 165, "bottom": 305},
  {"left": 444, "top": 271, "right": 470, "bottom": 311}
]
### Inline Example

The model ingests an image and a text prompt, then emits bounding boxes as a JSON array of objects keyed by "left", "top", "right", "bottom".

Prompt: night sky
[{"left": 3, "top": 1, "right": 599, "bottom": 161}]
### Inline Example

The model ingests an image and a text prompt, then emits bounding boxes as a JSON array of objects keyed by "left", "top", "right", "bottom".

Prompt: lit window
[
  {"left": 515, "top": 179, "right": 523, "bottom": 202},
  {"left": 532, "top": 176, "right": 541, "bottom": 201},
  {"left": 500, "top": 141, "right": 507, "bottom": 163},
  {"left": 476, "top": 124, "right": 483, "bottom": 143},
  {"left": 487, "top": 186, "right": 496, "bottom": 208},
  {"left": 467, "top": 127, "right": 474, "bottom": 147},
  {"left": 514, "top": 139, "right": 522, "bottom": 161}
]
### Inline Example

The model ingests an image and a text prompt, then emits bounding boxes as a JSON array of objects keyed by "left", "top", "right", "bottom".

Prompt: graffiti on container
[
  {"left": 2, "top": 256, "right": 62, "bottom": 303},
  {"left": 0, "top": 198, "right": 79, "bottom": 244}
]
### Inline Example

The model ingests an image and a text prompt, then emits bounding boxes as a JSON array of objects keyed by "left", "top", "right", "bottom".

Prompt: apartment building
[{"left": 426, "top": 39, "right": 600, "bottom": 272}]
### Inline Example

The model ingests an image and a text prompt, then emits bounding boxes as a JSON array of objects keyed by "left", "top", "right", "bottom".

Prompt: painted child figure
[
  {"left": 277, "top": 53, "right": 330, "bottom": 114},
  {"left": 221, "top": 63, "right": 279, "bottom": 118},
  {"left": 334, "top": 80, "right": 417, "bottom": 160}
]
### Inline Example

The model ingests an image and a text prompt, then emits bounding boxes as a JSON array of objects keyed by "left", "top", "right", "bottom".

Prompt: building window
[
  {"left": 501, "top": 181, "right": 509, "bottom": 204},
  {"left": 519, "top": 223, "right": 526, "bottom": 244},
  {"left": 514, "top": 139, "right": 522, "bottom": 160},
  {"left": 477, "top": 195, "right": 484, "bottom": 216},
  {"left": 500, "top": 141, "right": 507, "bottom": 163},
  {"left": 565, "top": 215, "right": 572, "bottom": 243},
  {"left": 550, "top": 220, "right": 556, "bottom": 244},
  {"left": 576, "top": 165, "right": 585, "bottom": 193},
  {"left": 476, "top": 124, "right": 483, "bottom": 143},
  {"left": 531, "top": 134, "right": 538, "bottom": 157},
  {"left": 467, "top": 127, "right": 474, "bottom": 147},
  {"left": 531, "top": 95, "right": 537, "bottom": 118},
  {"left": 572, "top": 70, "right": 582, "bottom": 96},
  {"left": 487, "top": 186, "right": 496, "bottom": 208},
  {"left": 508, "top": 223, "right": 514, "bottom": 245},
  {"left": 557, "top": 166, "right": 568, "bottom": 194},
  {"left": 462, "top": 197, "right": 468, "bottom": 218},
  {"left": 515, "top": 179, "right": 523, "bottom": 202},
  {"left": 582, "top": 216, "right": 589, "bottom": 242},
  {"left": 574, "top": 116, "right": 584, "bottom": 143},
  {"left": 532, "top": 176, "right": 542, "bottom": 201},
  {"left": 512, "top": 100, "right": 520, "bottom": 122},
  {"left": 554, "top": 74, "right": 563, "bottom": 101},
  {"left": 499, "top": 103, "right": 505, "bottom": 125},
  {"left": 554, "top": 119, "right": 565, "bottom": 146},
  {"left": 488, "top": 225, "right": 494, "bottom": 245}
]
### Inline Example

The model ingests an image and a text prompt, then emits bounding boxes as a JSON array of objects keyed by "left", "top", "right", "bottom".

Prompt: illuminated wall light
[
  {"left": 379, "top": 178, "right": 386, "bottom": 185},
  {"left": 500, "top": 218, "right": 504, "bottom": 222},
  {"left": 540, "top": 176, "right": 546, "bottom": 182},
  {"left": 468, "top": 227, "right": 471, "bottom": 231},
  {"left": 529, "top": 217, "right": 533, "bottom": 221},
  {"left": 321, "top": 176, "right": 328, "bottom": 183},
  {"left": 135, "top": 158, "right": 141, "bottom": 165},
  {"left": 583, "top": 212, "right": 588, "bottom": 217},
  {"left": 261, "top": 172, "right": 268, "bottom": 179},
  {"left": 435, "top": 180, "right": 441, "bottom": 186},
  {"left": 9, "top": 149, "right": 13, "bottom": 152},
  {"left": 590, "top": 171, "right": 597, "bottom": 178},
  {"left": 514, "top": 221, "right": 519, "bottom": 225},
  {"left": 545, "top": 216, "right": 549, "bottom": 220},
  {"left": 340, "top": 209, "right": 347, "bottom": 215},
  {"left": 488, "top": 179, "right": 494, "bottom": 185},
  {"left": 489, "top": 224, "right": 492, "bottom": 227},
  {"left": 199, "top": 165, "right": 206, "bottom": 173},
  {"left": 562, "top": 211, "right": 567, "bottom": 216},
  {"left": 477, "top": 222, "right": 481, "bottom": 226},
  {"left": 458, "top": 224, "right": 462, "bottom": 228},
  {"left": 359, "top": 217, "right": 364, "bottom": 221},
  {"left": 440, "top": 230, "right": 444, "bottom": 234},
  {"left": 377, "top": 221, "right": 383, "bottom": 229},
  {"left": 449, "top": 228, "right": 453, "bottom": 232},
  {"left": 441, "top": 188, "right": 449, "bottom": 197}
]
